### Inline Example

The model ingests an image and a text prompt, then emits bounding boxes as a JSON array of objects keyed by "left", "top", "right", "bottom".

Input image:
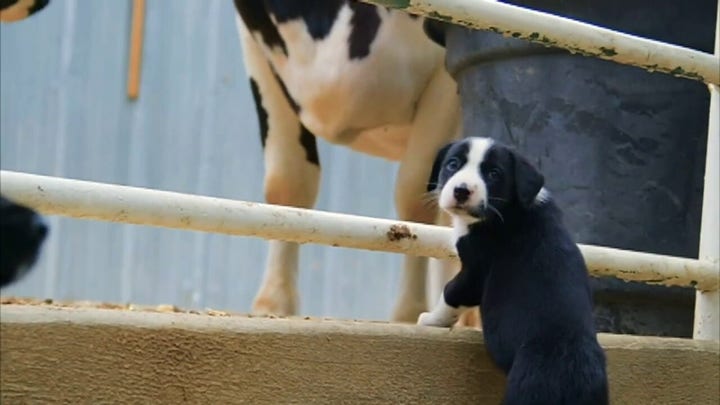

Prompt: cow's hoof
[{"left": 252, "top": 292, "right": 298, "bottom": 317}]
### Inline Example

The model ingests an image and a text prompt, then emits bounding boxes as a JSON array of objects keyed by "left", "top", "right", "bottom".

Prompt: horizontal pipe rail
[
  {"left": 1, "top": 170, "right": 717, "bottom": 291},
  {"left": 362, "top": 0, "right": 719, "bottom": 85}
]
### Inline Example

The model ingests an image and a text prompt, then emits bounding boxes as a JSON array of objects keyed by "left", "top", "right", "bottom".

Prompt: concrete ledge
[{"left": 1, "top": 305, "right": 718, "bottom": 404}]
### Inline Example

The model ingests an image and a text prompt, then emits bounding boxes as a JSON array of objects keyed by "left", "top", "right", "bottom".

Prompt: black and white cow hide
[
  {"left": 0, "top": 0, "right": 48, "bottom": 22},
  {"left": 234, "top": 0, "right": 467, "bottom": 323}
]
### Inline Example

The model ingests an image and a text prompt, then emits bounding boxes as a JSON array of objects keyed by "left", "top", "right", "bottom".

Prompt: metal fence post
[{"left": 693, "top": 6, "right": 720, "bottom": 340}]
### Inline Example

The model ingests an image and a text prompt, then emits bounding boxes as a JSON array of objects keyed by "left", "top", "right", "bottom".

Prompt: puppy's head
[
  {"left": 0, "top": 195, "right": 48, "bottom": 288},
  {"left": 427, "top": 137, "right": 545, "bottom": 225}
]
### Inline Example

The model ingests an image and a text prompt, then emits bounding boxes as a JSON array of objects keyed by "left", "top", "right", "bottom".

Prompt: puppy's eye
[
  {"left": 445, "top": 158, "right": 461, "bottom": 171},
  {"left": 486, "top": 168, "right": 502, "bottom": 182}
]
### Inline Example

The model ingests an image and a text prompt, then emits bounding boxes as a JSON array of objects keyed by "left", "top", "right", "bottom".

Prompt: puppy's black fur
[
  {"left": 429, "top": 139, "right": 608, "bottom": 405},
  {"left": 0, "top": 195, "right": 47, "bottom": 288}
]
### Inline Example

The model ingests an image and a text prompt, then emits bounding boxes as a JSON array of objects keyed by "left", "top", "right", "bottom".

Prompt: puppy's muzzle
[{"left": 453, "top": 184, "right": 471, "bottom": 204}]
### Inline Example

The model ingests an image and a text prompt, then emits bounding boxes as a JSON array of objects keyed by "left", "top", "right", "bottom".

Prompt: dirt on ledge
[{"left": 0, "top": 296, "right": 396, "bottom": 325}]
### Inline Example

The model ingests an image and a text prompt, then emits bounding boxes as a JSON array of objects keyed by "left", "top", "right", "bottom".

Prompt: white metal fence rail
[
  {"left": 1, "top": 0, "right": 718, "bottom": 340},
  {"left": 1, "top": 171, "right": 717, "bottom": 290},
  {"left": 694, "top": 22, "right": 720, "bottom": 339},
  {"left": 361, "top": 0, "right": 719, "bottom": 85}
]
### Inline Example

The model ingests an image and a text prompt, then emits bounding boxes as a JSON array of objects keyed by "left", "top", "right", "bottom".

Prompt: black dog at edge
[
  {"left": 0, "top": 195, "right": 47, "bottom": 288},
  {"left": 418, "top": 137, "right": 608, "bottom": 405}
]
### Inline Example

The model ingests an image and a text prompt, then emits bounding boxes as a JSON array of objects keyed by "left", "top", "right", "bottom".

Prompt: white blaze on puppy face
[{"left": 438, "top": 138, "right": 494, "bottom": 226}]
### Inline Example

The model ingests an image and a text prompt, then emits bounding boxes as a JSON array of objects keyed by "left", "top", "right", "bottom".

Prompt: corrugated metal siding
[{"left": 0, "top": 0, "right": 406, "bottom": 320}]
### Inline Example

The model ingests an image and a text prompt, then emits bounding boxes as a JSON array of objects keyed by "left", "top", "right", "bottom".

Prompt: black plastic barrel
[{"left": 444, "top": 0, "right": 717, "bottom": 337}]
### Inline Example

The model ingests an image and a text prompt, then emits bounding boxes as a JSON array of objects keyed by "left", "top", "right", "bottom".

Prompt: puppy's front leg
[{"left": 418, "top": 267, "right": 482, "bottom": 327}]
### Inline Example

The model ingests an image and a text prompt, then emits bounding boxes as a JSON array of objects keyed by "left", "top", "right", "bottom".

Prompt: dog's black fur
[
  {"left": 428, "top": 138, "right": 608, "bottom": 405},
  {"left": 0, "top": 195, "right": 47, "bottom": 288}
]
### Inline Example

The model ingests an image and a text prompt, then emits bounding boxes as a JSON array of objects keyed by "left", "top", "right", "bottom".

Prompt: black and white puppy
[
  {"left": 419, "top": 137, "right": 608, "bottom": 405},
  {"left": 0, "top": 195, "right": 48, "bottom": 288}
]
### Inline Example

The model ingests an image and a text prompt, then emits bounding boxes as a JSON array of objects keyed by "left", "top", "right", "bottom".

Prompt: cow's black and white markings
[
  {"left": 0, "top": 0, "right": 48, "bottom": 22},
  {"left": 420, "top": 137, "right": 608, "bottom": 404},
  {"left": 234, "top": 0, "right": 465, "bottom": 322}
]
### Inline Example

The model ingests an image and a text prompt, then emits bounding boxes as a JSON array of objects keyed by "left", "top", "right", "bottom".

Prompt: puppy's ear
[
  {"left": 427, "top": 143, "right": 453, "bottom": 192},
  {"left": 513, "top": 152, "right": 544, "bottom": 207}
]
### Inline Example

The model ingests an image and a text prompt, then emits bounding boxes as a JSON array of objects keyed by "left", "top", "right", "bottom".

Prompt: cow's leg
[
  {"left": 392, "top": 66, "right": 461, "bottom": 323},
  {"left": 428, "top": 211, "right": 481, "bottom": 328},
  {"left": 238, "top": 20, "right": 320, "bottom": 316}
]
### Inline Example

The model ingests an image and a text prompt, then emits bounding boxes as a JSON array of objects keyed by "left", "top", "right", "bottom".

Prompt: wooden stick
[{"left": 127, "top": 0, "right": 146, "bottom": 100}]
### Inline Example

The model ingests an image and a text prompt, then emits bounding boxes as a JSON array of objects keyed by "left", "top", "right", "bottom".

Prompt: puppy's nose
[{"left": 453, "top": 184, "right": 471, "bottom": 204}]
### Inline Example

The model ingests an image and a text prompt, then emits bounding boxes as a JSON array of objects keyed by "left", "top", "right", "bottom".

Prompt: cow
[{"left": 233, "top": 0, "right": 478, "bottom": 324}]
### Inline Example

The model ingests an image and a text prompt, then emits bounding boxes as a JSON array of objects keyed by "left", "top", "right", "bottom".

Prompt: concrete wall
[{"left": 2, "top": 304, "right": 718, "bottom": 404}]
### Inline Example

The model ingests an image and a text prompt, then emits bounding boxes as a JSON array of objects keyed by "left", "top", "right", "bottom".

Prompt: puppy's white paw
[{"left": 417, "top": 311, "right": 452, "bottom": 327}]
